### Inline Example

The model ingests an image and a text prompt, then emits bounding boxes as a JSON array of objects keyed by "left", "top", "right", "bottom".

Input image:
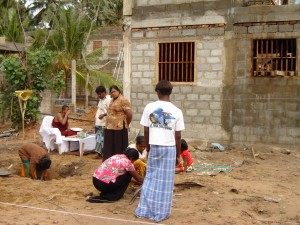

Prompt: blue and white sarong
[
  {"left": 95, "top": 126, "right": 104, "bottom": 155},
  {"left": 135, "top": 145, "right": 176, "bottom": 222}
]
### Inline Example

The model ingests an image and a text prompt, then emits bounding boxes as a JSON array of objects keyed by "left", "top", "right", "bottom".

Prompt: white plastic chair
[{"left": 39, "top": 115, "right": 63, "bottom": 153}]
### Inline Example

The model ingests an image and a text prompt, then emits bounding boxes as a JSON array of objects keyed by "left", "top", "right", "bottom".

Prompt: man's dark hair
[
  {"left": 124, "top": 148, "right": 139, "bottom": 161},
  {"left": 155, "top": 80, "right": 173, "bottom": 95},
  {"left": 38, "top": 157, "right": 52, "bottom": 170},
  {"left": 136, "top": 136, "right": 144, "bottom": 145},
  {"left": 181, "top": 139, "right": 188, "bottom": 152},
  {"left": 62, "top": 105, "right": 69, "bottom": 111},
  {"left": 95, "top": 85, "right": 106, "bottom": 94}
]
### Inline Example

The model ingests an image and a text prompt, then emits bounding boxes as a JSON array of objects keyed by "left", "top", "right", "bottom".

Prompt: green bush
[{"left": 0, "top": 48, "right": 65, "bottom": 129}]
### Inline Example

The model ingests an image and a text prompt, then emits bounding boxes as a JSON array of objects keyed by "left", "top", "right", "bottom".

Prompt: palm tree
[
  {"left": 0, "top": 0, "right": 28, "bottom": 42},
  {"left": 33, "top": 6, "right": 119, "bottom": 100},
  {"left": 27, "top": 0, "right": 71, "bottom": 27}
]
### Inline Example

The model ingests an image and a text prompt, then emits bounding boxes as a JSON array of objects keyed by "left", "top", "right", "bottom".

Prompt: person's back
[
  {"left": 135, "top": 80, "right": 185, "bottom": 222},
  {"left": 18, "top": 143, "right": 51, "bottom": 179}
]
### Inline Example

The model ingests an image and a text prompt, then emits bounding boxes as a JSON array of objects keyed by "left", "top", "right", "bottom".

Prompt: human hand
[{"left": 98, "top": 114, "right": 105, "bottom": 120}]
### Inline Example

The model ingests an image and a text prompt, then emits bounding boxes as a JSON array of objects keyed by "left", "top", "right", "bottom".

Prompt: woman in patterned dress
[{"left": 87, "top": 148, "right": 143, "bottom": 203}]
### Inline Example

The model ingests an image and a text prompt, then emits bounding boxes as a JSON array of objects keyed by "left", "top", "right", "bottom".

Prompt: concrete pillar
[
  {"left": 71, "top": 60, "right": 76, "bottom": 112},
  {"left": 123, "top": 17, "right": 132, "bottom": 101}
]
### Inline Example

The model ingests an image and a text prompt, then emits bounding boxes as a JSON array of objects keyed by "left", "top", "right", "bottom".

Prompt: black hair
[
  {"left": 62, "top": 105, "right": 69, "bottom": 111},
  {"left": 95, "top": 85, "right": 106, "bottom": 94},
  {"left": 109, "top": 85, "right": 121, "bottom": 93},
  {"left": 38, "top": 157, "right": 52, "bottom": 170},
  {"left": 181, "top": 139, "right": 188, "bottom": 152},
  {"left": 124, "top": 148, "right": 139, "bottom": 161},
  {"left": 136, "top": 135, "right": 144, "bottom": 145},
  {"left": 155, "top": 80, "right": 173, "bottom": 95}
]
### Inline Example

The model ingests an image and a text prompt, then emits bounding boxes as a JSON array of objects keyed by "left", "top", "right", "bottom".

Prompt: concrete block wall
[
  {"left": 224, "top": 20, "right": 300, "bottom": 145},
  {"left": 128, "top": 1, "right": 300, "bottom": 145},
  {"left": 130, "top": 25, "right": 229, "bottom": 141}
]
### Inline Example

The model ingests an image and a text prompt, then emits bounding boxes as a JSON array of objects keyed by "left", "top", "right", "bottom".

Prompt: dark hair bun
[{"left": 124, "top": 147, "right": 139, "bottom": 161}]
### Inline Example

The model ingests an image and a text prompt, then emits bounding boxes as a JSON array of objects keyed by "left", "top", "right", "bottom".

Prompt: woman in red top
[{"left": 87, "top": 148, "right": 143, "bottom": 203}]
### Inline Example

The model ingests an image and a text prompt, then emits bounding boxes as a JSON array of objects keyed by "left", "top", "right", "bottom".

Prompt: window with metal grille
[
  {"left": 158, "top": 42, "right": 195, "bottom": 82},
  {"left": 252, "top": 39, "right": 297, "bottom": 77},
  {"left": 108, "top": 40, "right": 119, "bottom": 55},
  {"left": 93, "top": 40, "right": 102, "bottom": 51}
]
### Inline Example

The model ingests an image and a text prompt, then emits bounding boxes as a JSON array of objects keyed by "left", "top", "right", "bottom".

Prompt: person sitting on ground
[
  {"left": 52, "top": 105, "right": 77, "bottom": 136},
  {"left": 18, "top": 143, "right": 52, "bottom": 180},
  {"left": 176, "top": 139, "right": 194, "bottom": 173},
  {"left": 128, "top": 135, "right": 147, "bottom": 178},
  {"left": 87, "top": 148, "right": 144, "bottom": 203}
]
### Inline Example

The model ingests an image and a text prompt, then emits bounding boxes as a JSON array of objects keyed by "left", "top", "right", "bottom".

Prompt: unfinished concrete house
[{"left": 123, "top": 0, "right": 300, "bottom": 145}]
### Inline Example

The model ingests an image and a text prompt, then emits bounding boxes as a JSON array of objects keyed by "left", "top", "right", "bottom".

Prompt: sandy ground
[{"left": 0, "top": 115, "right": 300, "bottom": 225}]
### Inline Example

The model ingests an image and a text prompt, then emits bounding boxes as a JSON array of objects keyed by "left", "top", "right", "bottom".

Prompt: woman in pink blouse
[{"left": 87, "top": 148, "right": 143, "bottom": 203}]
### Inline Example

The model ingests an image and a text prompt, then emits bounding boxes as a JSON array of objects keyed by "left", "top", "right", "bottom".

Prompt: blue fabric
[
  {"left": 135, "top": 145, "right": 176, "bottom": 222},
  {"left": 95, "top": 126, "right": 104, "bottom": 155}
]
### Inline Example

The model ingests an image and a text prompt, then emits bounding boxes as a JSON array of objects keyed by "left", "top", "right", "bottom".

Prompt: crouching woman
[{"left": 87, "top": 148, "right": 143, "bottom": 203}]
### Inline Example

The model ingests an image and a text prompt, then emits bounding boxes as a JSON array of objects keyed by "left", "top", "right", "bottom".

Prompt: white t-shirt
[
  {"left": 140, "top": 100, "right": 185, "bottom": 146},
  {"left": 95, "top": 95, "right": 111, "bottom": 126}
]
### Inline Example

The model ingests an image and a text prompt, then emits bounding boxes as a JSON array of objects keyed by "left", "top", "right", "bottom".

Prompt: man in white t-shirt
[
  {"left": 135, "top": 80, "right": 185, "bottom": 222},
  {"left": 94, "top": 86, "right": 111, "bottom": 159}
]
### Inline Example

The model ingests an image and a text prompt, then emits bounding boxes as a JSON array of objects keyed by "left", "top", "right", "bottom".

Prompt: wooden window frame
[
  {"left": 158, "top": 41, "right": 195, "bottom": 83},
  {"left": 251, "top": 38, "right": 297, "bottom": 77},
  {"left": 93, "top": 40, "right": 102, "bottom": 51}
]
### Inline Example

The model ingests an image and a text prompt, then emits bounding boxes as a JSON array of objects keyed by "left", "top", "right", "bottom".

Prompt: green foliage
[
  {"left": 0, "top": 1, "right": 29, "bottom": 42},
  {"left": 0, "top": 48, "right": 65, "bottom": 128}
]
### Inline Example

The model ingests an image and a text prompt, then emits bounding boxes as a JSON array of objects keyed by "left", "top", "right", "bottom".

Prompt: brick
[
  {"left": 186, "top": 109, "right": 198, "bottom": 116},
  {"left": 234, "top": 26, "right": 247, "bottom": 34},
  {"left": 248, "top": 25, "right": 264, "bottom": 34},
  {"left": 200, "top": 109, "right": 211, "bottom": 116},
  {"left": 145, "top": 31, "right": 157, "bottom": 38},
  {"left": 138, "top": 65, "right": 150, "bottom": 71},
  {"left": 135, "top": 44, "right": 149, "bottom": 50},
  {"left": 211, "top": 49, "right": 222, "bottom": 56},
  {"left": 278, "top": 24, "right": 294, "bottom": 32},
  {"left": 157, "top": 30, "right": 170, "bottom": 37},
  {"left": 186, "top": 93, "right": 199, "bottom": 100},
  {"left": 197, "top": 50, "right": 210, "bottom": 56},
  {"left": 182, "top": 29, "right": 196, "bottom": 36},
  {"left": 263, "top": 25, "right": 278, "bottom": 33},
  {"left": 132, "top": 51, "right": 143, "bottom": 57},
  {"left": 207, "top": 57, "right": 221, "bottom": 63},
  {"left": 204, "top": 42, "right": 220, "bottom": 49},
  {"left": 132, "top": 31, "right": 144, "bottom": 38}
]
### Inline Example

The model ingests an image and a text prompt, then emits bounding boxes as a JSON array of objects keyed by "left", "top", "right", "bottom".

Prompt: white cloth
[
  {"left": 39, "top": 115, "right": 63, "bottom": 151},
  {"left": 95, "top": 95, "right": 111, "bottom": 126},
  {"left": 140, "top": 100, "right": 185, "bottom": 146},
  {"left": 60, "top": 135, "right": 96, "bottom": 155},
  {"left": 128, "top": 143, "right": 147, "bottom": 160}
]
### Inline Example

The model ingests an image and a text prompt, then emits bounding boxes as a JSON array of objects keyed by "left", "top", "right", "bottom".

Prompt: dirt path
[{"left": 0, "top": 120, "right": 299, "bottom": 225}]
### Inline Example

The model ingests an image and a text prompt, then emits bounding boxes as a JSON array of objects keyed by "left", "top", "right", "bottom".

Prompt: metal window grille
[
  {"left": 252, "top": 39, "right": 297, "bottom": 77},
  {"left": 93, "top": 40, "right": 102, "bottom": 51},
  {"left": 108, "top": 40, "right": 119, "bottom": 55},
  {"left": 158, "top": 42, "right": 195, "bottom": 82}
]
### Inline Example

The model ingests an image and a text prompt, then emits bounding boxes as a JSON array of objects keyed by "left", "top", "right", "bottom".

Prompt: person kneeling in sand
[
  {"left": 128, "top": 135, "right": 147, "bottom": 178},
  {"left": 18, "top": 143, "right": 52, "bottom": 180},
  {"left": 87, "top": 148, "right": 143, "bottom": 203}
]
